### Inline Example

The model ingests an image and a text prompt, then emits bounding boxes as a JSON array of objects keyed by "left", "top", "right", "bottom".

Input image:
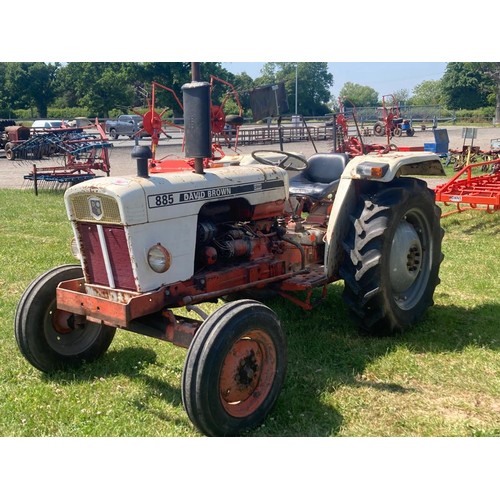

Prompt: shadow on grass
[
  {"left": 41, "top": 288, "right": 499, "bottom": 437},
  {"left": 44, "top": 346, "right": 182, "bottom": 409},
  {"left": 443, "top": 213, "right": 500, "bottom": 236},
  {"left": 245, "top": 288, "right": 500, "bottom": 436}
]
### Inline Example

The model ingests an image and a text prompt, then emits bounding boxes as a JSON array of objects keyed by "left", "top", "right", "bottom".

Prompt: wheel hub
[
  {"left": 236, "top": 350, "right": 258, "bottom": 387},
  {"left": 220, "top": 339, "right": 263, "bottom": 405},
  {"left": 51, "top": 308, "right": 74, "bottom": 334},
  {"left": 390, "top": 220, "right": 422, "bottom": 293}
]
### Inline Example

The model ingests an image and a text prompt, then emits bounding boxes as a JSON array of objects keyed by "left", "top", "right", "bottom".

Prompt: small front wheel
[
  {"left": 15, "top": 265, "right": 116, "bottom": 373},
  {"left": 182, "top": 299, "right": 287, "bottom": 436}
]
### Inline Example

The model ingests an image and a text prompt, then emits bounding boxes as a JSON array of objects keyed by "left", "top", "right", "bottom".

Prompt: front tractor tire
[
  {"left": 181, "top": 300, "right": 287, "bottom": 436},
  {"left": 340, "top": 178, "right": 444, "bottom": 335},
  {"left": 15, "top": 265, "right": 116, "bottom": 373}
]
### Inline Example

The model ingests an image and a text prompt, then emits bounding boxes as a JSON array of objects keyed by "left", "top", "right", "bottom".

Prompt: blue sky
[{"left": 221, "top": 62, "right": 448, "bottom": 99}]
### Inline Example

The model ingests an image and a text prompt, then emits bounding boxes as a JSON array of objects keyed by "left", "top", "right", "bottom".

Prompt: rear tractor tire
[
  {"left": 340, "top": 178, "right": 444, "bottom": 335},
  {"left": 15, "top": 265, "right": 116, "bottom": 373}
]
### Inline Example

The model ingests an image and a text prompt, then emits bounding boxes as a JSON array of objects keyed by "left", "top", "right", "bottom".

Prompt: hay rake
[{"left": 19, "top": 121, "right": 112, "bottom": 194}]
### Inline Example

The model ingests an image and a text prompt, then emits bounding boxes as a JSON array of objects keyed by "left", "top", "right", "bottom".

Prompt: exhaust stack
[
  {"left": 182, "top": 62, "right": 212, "bottom": 174},
  {"left": 131, "top": 145, "right": 152, "bottom": 178}
]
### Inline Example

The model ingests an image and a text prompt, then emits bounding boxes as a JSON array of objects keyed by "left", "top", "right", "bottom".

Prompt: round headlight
[{"left": 147, "top": 244, "right": 171, "bottom": 273}]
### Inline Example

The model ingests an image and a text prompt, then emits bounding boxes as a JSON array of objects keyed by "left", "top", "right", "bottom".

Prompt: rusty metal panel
[{"left": 56, "top": 278, "right": 167, "bottom": 328}]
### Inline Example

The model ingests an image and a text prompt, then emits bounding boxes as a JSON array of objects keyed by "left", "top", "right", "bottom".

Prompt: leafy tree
[
  {"left": 477, "top": 62, "right": 500, "bottom": 124},
  {"left": 124, "top": 62, "right": 234, "bottom": 117},
  {"left": 440, "top": 62, "right": 491, "bottom": 110},
  {"left": 338, "top": 82, "right": 378, "bottom": 107},
  {"left": 229, "top": 72, "right": 255, "bottom": 114},
  {"left": 0, "top": 64, "right": 8, "bottom": 113},
  {"left": 130, "top": 62, "right": 190, "bottom": 115},
  {"left": 2, "top": 62, "right": 59, "bottom": 117},
  {"left": 391, "top": 89, "right": 410, "bottom": 104},
  {"left": 202, "top": 63, "right": 244, "bottom": 116},
  {"left": 409, "top": 80, "right": 443, "bottom": 106},
  {"left": 55, "top": 62, "right": 135, "bottom": 117},
  {"left": 254, "top": 62, "right": 333, "bottom": 116}
]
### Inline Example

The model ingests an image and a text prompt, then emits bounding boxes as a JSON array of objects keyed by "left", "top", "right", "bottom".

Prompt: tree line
[
  {"left": 340, "top": 63, "right": 499, "bottom": 114},
  {"left": 0, "top": 62, "right": 333, "bottom": 119},
  {"left": 1, "top": 62, "right": 498, "bottom": 122}
]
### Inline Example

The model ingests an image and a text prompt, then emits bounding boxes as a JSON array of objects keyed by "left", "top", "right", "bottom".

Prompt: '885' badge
[{"left": 88, "top": 197, "right": 103, "bottom": 220}]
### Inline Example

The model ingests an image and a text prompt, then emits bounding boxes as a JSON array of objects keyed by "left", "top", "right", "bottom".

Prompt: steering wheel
[{"left": 251, "top": 150, "right": 308, "bottom": 171}]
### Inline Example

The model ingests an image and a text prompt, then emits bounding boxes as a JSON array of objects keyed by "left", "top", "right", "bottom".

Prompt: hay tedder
[
  {"left": 333, "top": 98, "right": 390, "bottom": 157},
  {"left": 14, "top": 64, "right": 446, "bottom": 436},
  {"left": 373, "top": 95, "right": 415, "bottom": 139},
  {"left": 133, "top": 75, "right": 244, "bottom": 174}
]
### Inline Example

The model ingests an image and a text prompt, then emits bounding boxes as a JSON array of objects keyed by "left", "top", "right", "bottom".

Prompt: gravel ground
[{"left": 1, "top": 125, "right": 498, "bottom": 190}]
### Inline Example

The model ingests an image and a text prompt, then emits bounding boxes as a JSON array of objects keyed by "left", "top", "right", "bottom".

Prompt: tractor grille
[
  {"left": 69, "top": 193, "right": 122, "bottom": 224},
  {"left": 77, "top": 222, "right": 136, "bottom": 291}
]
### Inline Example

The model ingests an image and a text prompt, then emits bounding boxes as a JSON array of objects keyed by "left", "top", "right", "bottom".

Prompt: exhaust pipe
[
  {"left": 182, "top": 62, "right": 212, "bottom": 175},
  {"left": 131, "top": 145, "right": 152, "bottom": 178}
]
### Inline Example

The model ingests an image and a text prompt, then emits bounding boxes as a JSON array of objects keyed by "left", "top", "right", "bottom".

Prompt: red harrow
[{"left": 434, "top": 157, "right": 500, "bottom": 217}]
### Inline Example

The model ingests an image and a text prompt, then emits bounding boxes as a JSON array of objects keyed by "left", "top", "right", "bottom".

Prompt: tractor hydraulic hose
[{"left": 279, "top": 234, "right": 306, "bottom": 270}]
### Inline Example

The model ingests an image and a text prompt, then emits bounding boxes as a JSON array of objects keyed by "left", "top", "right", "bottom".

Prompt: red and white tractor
[{"left": 14, "top": 67, "right": 446, "bottom": 436}]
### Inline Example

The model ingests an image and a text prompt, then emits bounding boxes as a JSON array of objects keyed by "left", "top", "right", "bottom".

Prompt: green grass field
[{"left": 0, "top": 189, "right": 499, "bottom": 437}]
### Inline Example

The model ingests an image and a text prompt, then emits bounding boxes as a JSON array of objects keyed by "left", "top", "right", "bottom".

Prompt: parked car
[
  {"left": 105, "top": 114, "right": 148, "bottom": 140},
  {"left": 31, "top": 119, "right": 67, "bottom": 130},
  {"left": 66, "top": 117, "right": 92, "bottom": 128}
]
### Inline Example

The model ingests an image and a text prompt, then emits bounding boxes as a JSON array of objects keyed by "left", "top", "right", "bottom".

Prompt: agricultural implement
[
  {"left": 19, "top": 120, "right": 112, "bottom": 193},
  {"left": 433, "top": 130, "right": 500, "bottom": 217},
  {"left": 332, "top": 98, "right": 388, "bottom": 157},
  {"left": 445, "top": 129, "right": 500, "bottom": 172},
  {"left": 1, "top": 122, "right": 31, "bottom": 159},
  {"left": 135, "top": 76, "right": 244, "bottom": 174},
  {"left": 373, "top": 95, "right": 415, "bottom": 139},
  {"left": 14, "top": 64, "right": 446, "bottom": 436},
  {"left": 434, "top": 157, "right": 500, "bottom": 217}
]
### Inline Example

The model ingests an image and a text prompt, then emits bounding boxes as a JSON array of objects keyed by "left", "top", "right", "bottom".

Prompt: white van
[{"left": 31, "top": 119, "right": 66, "bottom": 130}]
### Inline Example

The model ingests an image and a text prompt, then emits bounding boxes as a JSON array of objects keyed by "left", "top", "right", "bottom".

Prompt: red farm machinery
[
  {"left": 373, "top": 94, "right": 415, "bottom": 139},
  {"left": 133, "top": 75, "right": 244, "bottom": 174},
  {"left": 432, "top": 129, "right": 500, "bottom": 217}
]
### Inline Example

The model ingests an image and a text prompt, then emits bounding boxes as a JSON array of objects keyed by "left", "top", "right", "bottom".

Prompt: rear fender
[
  {"left": 345, "top": 151, "right": 444, "bottom": 183},
  {"left": 324, "top": 151, "right": 443, "bottom": 278}
]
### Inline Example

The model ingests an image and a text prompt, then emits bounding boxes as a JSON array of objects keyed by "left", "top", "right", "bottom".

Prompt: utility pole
[{"left": 295, "top": 63, "right": 298, "bottom": 115}]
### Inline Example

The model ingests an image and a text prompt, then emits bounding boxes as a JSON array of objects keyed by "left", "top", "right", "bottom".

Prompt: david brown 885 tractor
[{"left": 14, "top": 70, "right": 446, "bottom": 436}]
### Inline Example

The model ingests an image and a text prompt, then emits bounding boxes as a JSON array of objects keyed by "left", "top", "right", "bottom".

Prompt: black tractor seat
[{"left": 288, "top": 153, "right": 349, "bottom": 200}]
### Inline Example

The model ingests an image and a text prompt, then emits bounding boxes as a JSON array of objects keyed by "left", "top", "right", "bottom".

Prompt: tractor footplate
[{"left": 277, "top": 267, "right": 329, "bottom": 310}]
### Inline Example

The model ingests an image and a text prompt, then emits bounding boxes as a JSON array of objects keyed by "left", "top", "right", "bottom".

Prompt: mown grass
[{"left": 0, "top": 188, "right": 498, "bottom": 437}]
